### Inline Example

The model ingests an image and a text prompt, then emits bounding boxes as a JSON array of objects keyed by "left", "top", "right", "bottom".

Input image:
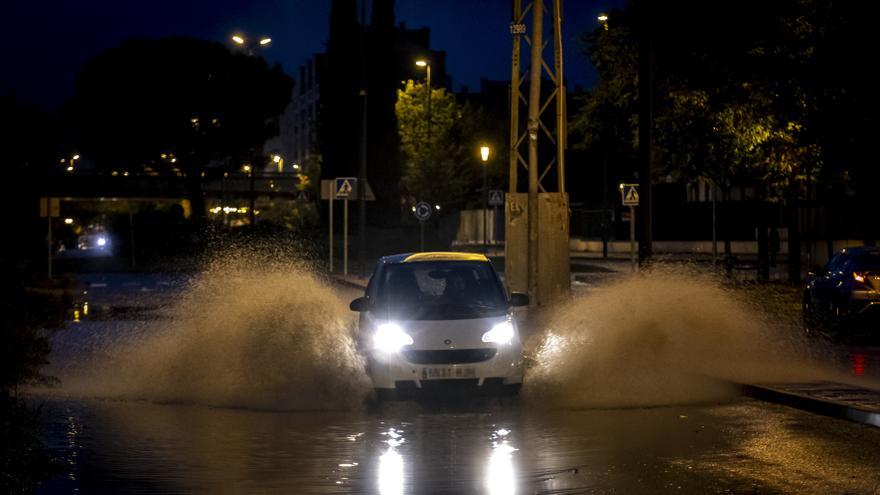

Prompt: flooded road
[
  {"left": 34, "top": 396, "right": 880, "bottom": 493},
  {"left": 32, "top": 264, "right": 880, "bottom": 493}
]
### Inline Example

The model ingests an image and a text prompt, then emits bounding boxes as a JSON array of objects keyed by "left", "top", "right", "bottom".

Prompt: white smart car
[{"left": 350, "top": 252, "right": 528, "bottom": 399}]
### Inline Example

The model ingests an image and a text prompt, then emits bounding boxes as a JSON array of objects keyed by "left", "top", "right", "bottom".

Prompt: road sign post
[
  {"left": 333, "top": 178, "right": 356, "bottom": 276},
  {"left": 321, "top": 179, "right": 374, "bottom": 275},
  {"left": 328, "top": 195, "right": 333, "bottom": 272},
  {"left": 620, "top": 184, "right": 640, "bottom": 272},
  {"left": 488, "top": 190, "right": 504, "bottom": 248},
  {"left": 40, "top": 197, "right": 60, "bottom": 279},
  {"left": 413, "top": 201, "right": 433, "bottom": 252}
]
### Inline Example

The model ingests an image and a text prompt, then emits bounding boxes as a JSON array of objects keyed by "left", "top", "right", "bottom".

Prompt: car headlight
[
  {"left": 373, "top": 323, "right": 413, "bottom": 352},
  {"left": 482, "top": 321, "right": 515, "bottom": 344}
]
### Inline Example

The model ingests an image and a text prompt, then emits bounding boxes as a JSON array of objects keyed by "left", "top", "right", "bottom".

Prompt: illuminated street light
[
  {"left": 479, "top": 145, "right": 491, "bottom": 250},
  {"left": 271, "top": 154, "right": 284, "bottom": 173},
  {"left": 598, "top": 13, "right": 609, "bottom": 30},
  {"left": 64, "top": 218, "right": 74, "bottom": 225},
  {"left": 415, "top": 59, "right": 427, "bottom": 67},
  {"left": 231, "top": 33, "right": 272, "bottom": 55},
  {"left": 480, "top": 146, "right": 490, "bottom": 162},
  {"left": 242, "top": 164, "right": 252, "bottom": 173},
  {"left": 72, "top": 154, "right": 80, "bottom": 161}
]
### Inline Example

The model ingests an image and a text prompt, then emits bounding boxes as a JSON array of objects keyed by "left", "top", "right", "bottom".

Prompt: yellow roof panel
[{"left": 403, "top": 252, "right": 489, "bottom": 263}]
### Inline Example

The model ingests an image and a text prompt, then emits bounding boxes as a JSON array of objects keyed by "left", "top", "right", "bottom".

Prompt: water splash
[
  {"left": 524, "top": 266, "right": 843, "bottom": 408},
  {"left": 56, "top": 255, "right": 370, "bottom": 410}
]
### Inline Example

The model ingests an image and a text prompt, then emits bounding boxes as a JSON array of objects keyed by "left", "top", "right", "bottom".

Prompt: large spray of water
[
  {"left": 523, "top": 267, "right": 847, "bottom": 408},
  {"left": 58, "top": 256, "right": 371, "bottom": 410}
]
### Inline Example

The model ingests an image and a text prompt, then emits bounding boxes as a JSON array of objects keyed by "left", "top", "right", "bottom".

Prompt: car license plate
[{"left": 421, "top": 367, "right": 476, "bottom": 380}]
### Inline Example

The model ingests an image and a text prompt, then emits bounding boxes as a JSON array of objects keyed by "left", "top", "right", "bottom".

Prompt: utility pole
[
  {"left": 638, "top": 3, "right": 653, "bottom": 264},
  {"left": 358, "top": 0, "right": 368, "bottom": 276},
  {"left": 506, "top": 0, "right": 570, "bottom": 306}
]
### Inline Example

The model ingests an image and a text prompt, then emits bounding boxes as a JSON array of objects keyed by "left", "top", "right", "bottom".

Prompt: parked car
[
  {"left": 804, "top": 246, "right": 880, "bottom": 338},
  {"left": 350, "top": 252, "right": 529, "bottom": 399}
]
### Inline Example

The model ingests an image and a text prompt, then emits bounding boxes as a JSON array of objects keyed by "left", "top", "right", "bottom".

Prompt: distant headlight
[
  {"left": 373, "top": 323, "right": 413, "bottom": 352},
  {"left": 482, "top": 321, "right": 515, "bottom": 344}
]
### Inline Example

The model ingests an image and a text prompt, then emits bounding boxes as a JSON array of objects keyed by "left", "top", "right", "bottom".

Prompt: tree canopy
[
  {"left": 396, "top": 80, "right": 503, "bottom": 209},
  {"left": 570, "top": 0, "right": 862, "bottom": 197}
]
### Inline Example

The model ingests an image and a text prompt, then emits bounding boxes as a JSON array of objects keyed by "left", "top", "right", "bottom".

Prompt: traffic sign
[
  {"left": 40, "top": 197, "right": 60, "bottom": 218},
  {"left": 413, "top": 201, "right": 433, "bottom": 222},
  {"left": 294, "top": 189, "right": 310, "bottom": 203},
  {"left": 488, "top": 190, "right": 504, "bottom": 207},
  {"left": 620, "top": 183, "right": 639, "bottom": 206},
  {"left": 335, "top": 177, "right": 356, "bottom": 199}
]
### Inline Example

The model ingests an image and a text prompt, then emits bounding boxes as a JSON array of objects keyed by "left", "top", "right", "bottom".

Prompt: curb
[
  {"left": 741, "top": 383, "right": 880, "bottom": 427},
  {"left": 329, "top": 275, "right": 368, "bottom": 291}
]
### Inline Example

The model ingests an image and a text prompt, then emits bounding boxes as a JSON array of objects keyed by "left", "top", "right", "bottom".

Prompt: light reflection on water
[{"left": 486, "top": 428, "right": 517, "bottom": 495}]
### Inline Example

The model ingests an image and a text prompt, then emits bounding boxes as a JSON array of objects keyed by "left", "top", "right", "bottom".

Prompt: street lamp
[
  {"left": 242, "top": 164, "right": 256, "bottom": 226},
  {"left": 230, "top": 33, "right": 271, "bottom": 55},
  {"left": 63, "top": 153, "right": 80, "bottom": 173},
  {"left": 480, "top": 145, "right": 491, "bottom": 250},
  {"left": 271, "top": 154, "right": 284, "bottom": 173},
  {"left": 597, "top": 13, "right": 609, "bottom": 30},
  {"left": 415, "top": 59, "right": 432, "bottom": 144}
]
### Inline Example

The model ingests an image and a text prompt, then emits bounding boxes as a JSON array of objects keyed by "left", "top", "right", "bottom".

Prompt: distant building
[
  {"left": 265, "top": 54, "right": 324, "bottom": 172},
  {"left": 320, "top": 0, "right": 447, "bottom": 221}
]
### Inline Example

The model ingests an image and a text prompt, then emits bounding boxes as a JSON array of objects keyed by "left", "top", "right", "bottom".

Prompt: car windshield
[
  {"left": 374, "top": 260, "right": 507, "bottom": 320},
  {"left": 852, "top": 251, "right": 880, "bottom": 271}
]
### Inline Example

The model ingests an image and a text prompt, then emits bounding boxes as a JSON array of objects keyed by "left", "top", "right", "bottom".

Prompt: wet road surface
[
  {"left": 35, "top": 396, "right": 880, "bottom": 494},
  {"left": 33, "top": 270, "right": 880, "bottom": 494}
]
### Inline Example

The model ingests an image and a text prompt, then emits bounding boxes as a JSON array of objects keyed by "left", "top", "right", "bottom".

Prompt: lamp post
[
  {"left": 243, "top": 164, "right": 255, "bottom": 226},
  {"left": 415, "top": 59, "right": 432, "bottom": 144},
  {"left": 62, "top": 154, "right": 80, "bottom": 173},
  {"left": 480, "top": 146, "right": 490, "bottom": 251}
]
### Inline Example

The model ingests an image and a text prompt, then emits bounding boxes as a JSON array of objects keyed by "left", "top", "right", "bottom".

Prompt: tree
[
  {"left": 396, "top": 81, "right": 501, "bottom": 210},
  {"left": 67, "top": 37, "right": 293, "bottom": 218},
  {"left": 572, "top": 0, "right": 835, "bottom": 278}
]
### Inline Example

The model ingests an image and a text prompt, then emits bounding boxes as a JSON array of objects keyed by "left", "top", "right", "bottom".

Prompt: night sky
[{"left": 3, "top": 0, "right": 623, "bottom": 112}]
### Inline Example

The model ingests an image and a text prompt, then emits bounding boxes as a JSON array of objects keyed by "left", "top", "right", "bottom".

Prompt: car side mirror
[
  {"left": 509, "top": 292, "right": 529, "bottom": 307},
  {"left": 349, "top": 297, "right": 371, "bottom": 312}
]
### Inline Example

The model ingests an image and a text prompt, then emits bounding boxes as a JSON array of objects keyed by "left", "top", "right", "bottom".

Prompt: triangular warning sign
[
  {"left": 626, "top": 187, "right": 638, "bottom": 203},
  {"left": 339, "top": 180, "right": 352, "bottom": 195}
]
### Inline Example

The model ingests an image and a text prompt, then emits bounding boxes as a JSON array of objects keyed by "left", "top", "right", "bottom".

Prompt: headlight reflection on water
[
  {"left": 378, "top": 428, "right": 405, "bottom": 495},
  {"left": 486, "top": 429, "right": 518, "bottom": 495}
]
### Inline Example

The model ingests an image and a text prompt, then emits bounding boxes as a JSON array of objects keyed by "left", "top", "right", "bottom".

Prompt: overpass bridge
[{"left": 33, "top": 172, "right": 310, "bottom": 201}]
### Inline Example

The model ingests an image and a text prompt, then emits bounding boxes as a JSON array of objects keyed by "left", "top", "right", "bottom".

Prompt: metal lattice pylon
[{"left": 506, "top": 0, "right": 570, "bottom": 305}]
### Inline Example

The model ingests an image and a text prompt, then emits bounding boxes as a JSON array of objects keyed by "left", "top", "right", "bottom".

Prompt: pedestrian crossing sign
[
  {"left": 335, "top": 177, "right": 356, "bottom": 199},
  {"left": 620, "top": 183, "right": 639, "bottom": 206}
]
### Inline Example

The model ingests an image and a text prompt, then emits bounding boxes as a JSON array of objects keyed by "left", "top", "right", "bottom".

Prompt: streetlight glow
[
  {"left": 415, "top": 59, "right": 428, "bottom": 68},
  {"left": 597, "top": 13, "right": 609, "bottom": 22},
  {"left": 480, "top": 146, "right": 490, "bottom": 162},
  {"left": 272, "top": 154, "right": 282, "bottom": 163},
  {"left": 259, "top": 38, "right": 272, "bottom": 46},
  {"left": 242, "top": 164, "right": 252, "bottom": 173},
  {"left": 232, "top": 35, "right": 245, "bottom": 45}
]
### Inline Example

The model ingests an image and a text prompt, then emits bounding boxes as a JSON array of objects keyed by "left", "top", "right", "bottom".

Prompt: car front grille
[{"left": 402, "top": 348, "right": 497, "bottom": 364}]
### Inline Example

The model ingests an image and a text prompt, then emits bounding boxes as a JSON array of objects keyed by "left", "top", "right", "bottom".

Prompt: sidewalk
[{"left": 742, "top": 382, "right": 880, "bottom": 427}]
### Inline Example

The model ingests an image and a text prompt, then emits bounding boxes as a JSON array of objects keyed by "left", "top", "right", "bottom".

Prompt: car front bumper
[{"left": 367, "top": 343, "right": 523, "bottom": 391}]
